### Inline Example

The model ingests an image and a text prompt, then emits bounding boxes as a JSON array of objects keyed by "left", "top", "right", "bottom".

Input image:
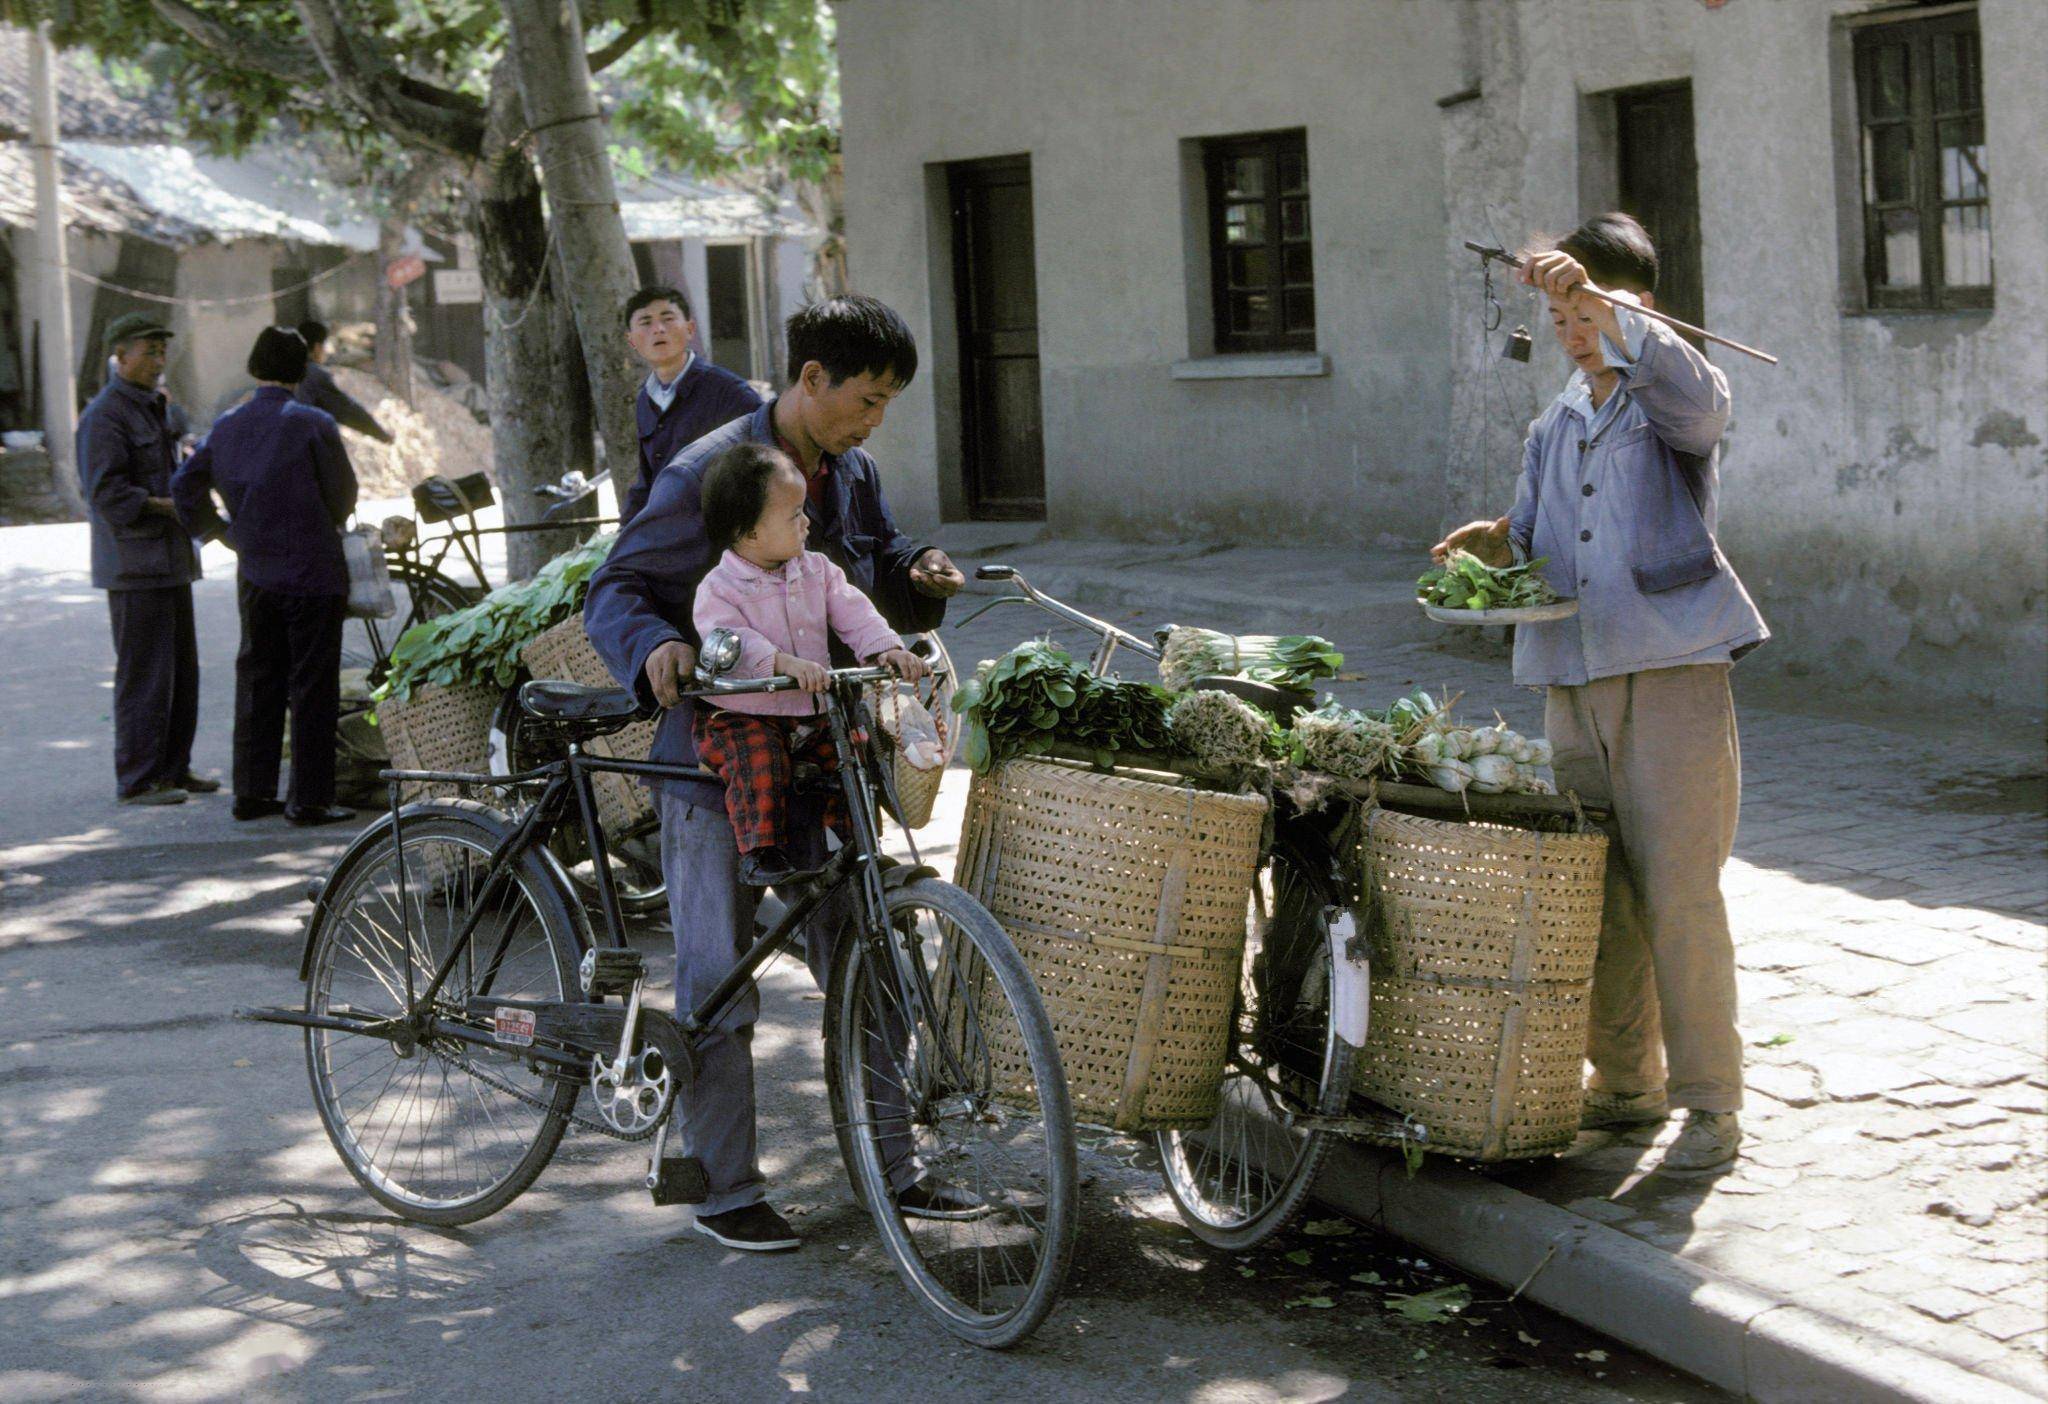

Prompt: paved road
[{"left": 0, "top": 520, "right": 1723, "bottom": 1403}]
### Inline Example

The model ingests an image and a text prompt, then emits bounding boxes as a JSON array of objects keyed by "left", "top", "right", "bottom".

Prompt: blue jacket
[
  {"left": 171, "top": 387, "right": 359, "bottom": 597},
  {"left": 620, "top": 357, "right": 763, "bottom": 525},
  {"left": 295, "top": 360, "right": 392, "bottom": 442},
  {"left": 584, "top": 398, "right": 944, "bottom": 796},
  {"left": 78, "top": 376, "right": 201, "bottom": 591},
  {"left": 1507, "top": 305, "right": 1768, "bottom": 686}
]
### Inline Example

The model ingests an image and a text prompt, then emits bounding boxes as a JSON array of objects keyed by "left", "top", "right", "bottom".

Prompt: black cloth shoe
[
  {"left": 233, "top": 797, "right": 287, "bottom": 822},
  {"left": 737, "top": 846, "right": 820, "bottom": 889},
  {"left": 117, "top": 783, "right": 188, "bottom": 807},
  {"left": 693, "top": 1202, "right": 801, "bottom": 1252},
  {"left": 897, "top": 1179, "right": 996, "bottom": 1221},
  {"left": 285, "top": 804, "right": 356, "bottom": 828},
  {"left": 175, "top": 771, "right": 222, "bottom": 794}
]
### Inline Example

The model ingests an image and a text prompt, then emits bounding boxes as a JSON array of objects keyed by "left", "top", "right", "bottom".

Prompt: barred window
[
  {"left": 1853, "top": 7, "right": 1990, "bottom": 309},
  {"left": 1205, "top": 130, "right": 1314, "bottom": 352}
]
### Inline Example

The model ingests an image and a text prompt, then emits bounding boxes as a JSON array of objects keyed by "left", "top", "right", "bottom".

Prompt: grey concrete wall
[
  {"left": 1446, "top": 0, "right": 2047, "bottom": 709},
  {"left": 840, "top": 0, "right": 1464, "bottom": 544},
  {"left": 168, "top": 241, "right": 284, "bottom": 421}
]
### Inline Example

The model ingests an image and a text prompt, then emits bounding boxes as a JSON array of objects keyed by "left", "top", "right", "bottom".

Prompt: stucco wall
[
  {"left": 167, "top": 240, "right": 285, "bottom": 421},
  {"left": 1446, "top": 0, "right": 2047, "bottom": 709},
  {"left": 839, "top": 0, "right": 1464, "bottom": 544}
]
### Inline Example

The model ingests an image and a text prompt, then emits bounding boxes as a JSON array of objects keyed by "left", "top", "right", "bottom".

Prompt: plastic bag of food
[{"left": 883, "top": 689, "right": 946, "bottom": 771}]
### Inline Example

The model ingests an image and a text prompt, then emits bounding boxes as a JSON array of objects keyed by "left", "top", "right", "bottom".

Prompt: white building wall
[{"left": 840, "top": 0, "right": 1465, "bottom": 542}]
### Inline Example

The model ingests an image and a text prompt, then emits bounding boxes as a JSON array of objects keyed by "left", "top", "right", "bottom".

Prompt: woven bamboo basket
[
  {"left": 1353, "top": 807, "right": 1608, "bottom": 1161},
  {"left": 953, "top": 758, "right": 1267, "bottom": 1131},
  {"left": 521, "top": 616, "right": 657, "bottom": 836},
  {"left": 375, "top": 681, "right": 499, "bottom": 801}
]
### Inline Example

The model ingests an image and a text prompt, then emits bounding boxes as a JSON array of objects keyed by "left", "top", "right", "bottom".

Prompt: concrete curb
[{"left": 1313, "top": 1138, "right": 2038, "bottom": 1404}]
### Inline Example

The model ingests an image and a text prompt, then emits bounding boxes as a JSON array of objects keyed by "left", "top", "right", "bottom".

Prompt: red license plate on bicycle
[{"left": 492, "top": 1007, "right": 536, "bottom": 1047}]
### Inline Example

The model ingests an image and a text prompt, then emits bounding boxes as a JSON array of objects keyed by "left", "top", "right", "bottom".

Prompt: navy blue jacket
[
  {"left": 171, "top": 388, "right": 359, "bottom": 597},
  {"left": 78, "top": 376, "right": 201, "bottom": 591},
  {"left": 295, "top": 360, "right": 392, "bottom": 442},
  {"left": 620, "top": 357, "right": 763, "bottom": 525},
  {"left": 585, "top": 398, "right": 944, "bottom": 797}
]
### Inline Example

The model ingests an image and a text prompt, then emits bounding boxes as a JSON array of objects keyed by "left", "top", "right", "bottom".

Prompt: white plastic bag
[
  {"left": 885, "top": 690, "right": 946, "bottom": 772},
  {"left": 343, "top": 525, "right": 397, "bottom": 620}
]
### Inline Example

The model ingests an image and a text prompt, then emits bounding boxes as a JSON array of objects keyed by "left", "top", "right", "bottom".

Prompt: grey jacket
[
  {"left": 78, "top": 377, "right": 202, "bottom": 591},
  {"left": 1507, "top": 306, "right": 1767, "bottom": 687}
]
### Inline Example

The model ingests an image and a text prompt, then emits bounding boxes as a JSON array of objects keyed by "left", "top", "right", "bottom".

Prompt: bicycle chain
[{"left": 428, "top": 1041, "right": 669, "bottom": 1144}]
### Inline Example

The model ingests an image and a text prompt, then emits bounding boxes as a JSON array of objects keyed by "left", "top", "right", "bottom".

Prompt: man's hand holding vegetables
[{"left": 1449, "top": 213, "right": 1769, "bottom": 1177}]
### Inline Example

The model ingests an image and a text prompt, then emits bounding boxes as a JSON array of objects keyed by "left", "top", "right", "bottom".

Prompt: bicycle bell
[{"left": 696, "top": 627, "right": 743, "bottom": 682}]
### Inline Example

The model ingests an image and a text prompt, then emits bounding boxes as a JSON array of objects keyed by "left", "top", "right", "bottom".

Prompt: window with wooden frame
[
  {"left": 1204, "top": 130, "right": 1314, "bottom": 352},
  {"left": 1852, "top": 6, "right": 1990, "bottom": 309}
]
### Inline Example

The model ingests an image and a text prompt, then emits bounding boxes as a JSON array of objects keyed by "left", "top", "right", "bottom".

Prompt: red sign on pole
[{"left": 385, "top": 255, "right": 427, "bottom": 290}]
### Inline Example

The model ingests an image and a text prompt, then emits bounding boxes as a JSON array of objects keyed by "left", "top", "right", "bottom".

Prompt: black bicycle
[{"left": 243, "top": 640, "right": 1079, "bottom": 1348}]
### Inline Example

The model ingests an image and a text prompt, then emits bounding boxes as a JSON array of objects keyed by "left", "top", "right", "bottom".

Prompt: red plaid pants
[{"left": 693, "top": 708, "right": 847, "bottom": 854}]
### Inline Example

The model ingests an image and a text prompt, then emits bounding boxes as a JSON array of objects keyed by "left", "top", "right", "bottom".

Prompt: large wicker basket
[
  {"left": 375, "top": 680, "right": 499, "bottom": 801},
  {"left": 521, "top": 616, "right": 658, "bottom": 836},
  {"left": 1353, "top": 808, "right": 1608, "bottom": 1161},
  {"left": 953, "top": 758, "right": 1267, "bottom": 1132}
]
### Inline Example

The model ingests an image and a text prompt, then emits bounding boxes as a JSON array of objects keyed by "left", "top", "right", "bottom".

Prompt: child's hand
[
  {"left": 776, "top": 652, "right": 830, "bottom": 693},
  {"left": 877, "top": 647, "right": 929, "bottom": 682}
]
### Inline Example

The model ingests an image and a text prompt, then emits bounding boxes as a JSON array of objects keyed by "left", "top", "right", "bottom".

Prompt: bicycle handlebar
[{"left": 957, "top": 564, "right": 1162, "bottom": 662}]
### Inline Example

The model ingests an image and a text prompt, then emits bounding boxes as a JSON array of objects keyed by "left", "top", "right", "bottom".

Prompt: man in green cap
[{"left": 79, "top": 311, "right": 213, "bottom": 806}]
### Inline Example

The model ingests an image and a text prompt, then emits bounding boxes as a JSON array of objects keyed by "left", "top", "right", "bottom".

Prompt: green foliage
[
  {"left": 950, "top": 641, "right": 1180, "bottom": 773},
  {"left": 1384, "top": 1283, "right": 1470, "bottom": 1323},
  {"left": 1416, "top": 550, "right": 1560, "bottom": 611},
  {"left": 1157, "top": 627, "right": 1343, "bottom": 693},
  {"left": 377, "top": 533, "right": 615, "bottom": 703}
]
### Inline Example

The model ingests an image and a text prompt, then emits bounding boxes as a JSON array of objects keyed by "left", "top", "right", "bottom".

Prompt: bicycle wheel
[
  {"left": 488, "top": 688, "right": 666, "bottom": 915},
  {"left": 342, "top": 563, "right": 475, "bottom": 689},
  {"left": 1156, "top": 840, "right": 1354, "bottom": 1250},
  {"left": 826, "top": 877, "right": 1077, "bottom": 1349},
  {"left": 303, "top": 800, "right": 587, "bottom": 1226}
]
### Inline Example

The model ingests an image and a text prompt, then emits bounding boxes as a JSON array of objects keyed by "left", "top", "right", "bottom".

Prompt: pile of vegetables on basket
[
  {"left": 1417, "top": 550, "right": 1561, "bottom": 611},
  {"left": 1164, "top": 689, "right": 1283, "bottom": 770},
  {"left": 376, "top": 532, "right": 615, "bottom": 703},
  {"left": 1156, "top": 627, "right": 1343, "bottom": 693},
  {"left": 951, "top": 641, "right": 1178, "bottom": 773}
]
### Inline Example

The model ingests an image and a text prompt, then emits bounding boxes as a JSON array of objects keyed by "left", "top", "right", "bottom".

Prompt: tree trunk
[
  {"left": 499, "top": 0, "right": 641, "bottom": 491},
  {"left": 794, "top": 158, "right": 847, "bottom": 301},
  {"left": 476, "top": 61, "right": 579, "bottom": 582},
  {"left": 372, "top": 214, "right": 415, "bottom": 404}
]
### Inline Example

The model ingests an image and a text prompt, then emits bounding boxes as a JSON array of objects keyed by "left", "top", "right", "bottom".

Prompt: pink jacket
[{"left": 692, "top": 548, "right": 904, "bottom": 716}]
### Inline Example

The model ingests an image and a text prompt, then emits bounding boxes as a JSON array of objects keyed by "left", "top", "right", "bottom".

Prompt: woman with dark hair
[{"left": 172, "top": 326, "right": 361, "bottom": 826}]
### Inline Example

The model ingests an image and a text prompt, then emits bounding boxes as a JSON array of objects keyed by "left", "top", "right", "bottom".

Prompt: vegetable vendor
[
  {"left": 1433, "top": 213, "right": 1768, "bottom": 1175},
  {"left": 584, "top": 295, "right": 977, "bottom": 1253}
]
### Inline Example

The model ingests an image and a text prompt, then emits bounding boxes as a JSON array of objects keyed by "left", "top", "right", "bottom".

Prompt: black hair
[
  {"left": 701, "top": 442, "right": 802, "bottom": 552},
  {"left": 624, "top": 285, "right": 692, "bottom": 327},
  {"left": 296, "top": 319, "right": 329, "bottom": 349},
  {"left": 784, "top": 294, "right": 917, "bottom": 389},
  {"left": 1555, "top": 212, "right": 1658, "bottom": 295},
  {"left": 248, "top": 325, "right": 310, "bottom": 384}
]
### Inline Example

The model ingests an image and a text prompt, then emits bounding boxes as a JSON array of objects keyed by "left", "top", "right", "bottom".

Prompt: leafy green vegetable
[
  {"left": 1416, "top": 550, "right": 1560, "bottom": 611},
  {"left": 951, "top": 641, "right": 1182, "bottom": 773},
  {"left": 1158, "top": 627, "right": 1343, "bottom": 693},
  {"left": 377, "top": 533, "right": 616, "bottom": 704}
]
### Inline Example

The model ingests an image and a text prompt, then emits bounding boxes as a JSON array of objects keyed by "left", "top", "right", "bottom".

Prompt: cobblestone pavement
[{"left": 934, "top": 536, "right": 2048, "bottom": 1396}]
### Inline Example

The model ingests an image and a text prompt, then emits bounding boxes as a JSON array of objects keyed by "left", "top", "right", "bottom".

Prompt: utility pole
[{"left": 28, "top": 21, "right": 83, "bottom": 516}]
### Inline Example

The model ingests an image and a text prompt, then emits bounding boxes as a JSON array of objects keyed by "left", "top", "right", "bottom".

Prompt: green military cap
[{"left": 104, "top": 311, "right": 175, "bottom": 350}]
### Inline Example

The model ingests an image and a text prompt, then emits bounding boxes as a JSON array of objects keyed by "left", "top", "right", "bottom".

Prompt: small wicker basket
[
  {"left": 870, "top": 681, "right": 948, "bottom": 829},
  {"left": 375, "top": 680, "right": 500, "bottom": 801},
  {"left": 953, "top": 758, "right": 1267, "bottom": 1131},
  {"left": 1353, "top": 807, "right": 1608, "bottom": 1161},
  {"left": 521, "top": 616, "right": 657, "bottom": 835}
]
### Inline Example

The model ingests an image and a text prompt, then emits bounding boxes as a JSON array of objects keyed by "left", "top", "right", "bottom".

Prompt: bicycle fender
[
  {"left": 297, "top": 799, "right": 590, "bottom": 982},
  {"left": 877, "top": 857, "right": 942, "bottom": 891},
  {"left": 1328, "top": 908, "right": 1371, "bottom": 1049}
]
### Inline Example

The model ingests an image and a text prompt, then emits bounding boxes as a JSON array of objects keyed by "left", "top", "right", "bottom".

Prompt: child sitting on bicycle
[{"left": 693, "top": 442, "right": 928, "bottom": 887}]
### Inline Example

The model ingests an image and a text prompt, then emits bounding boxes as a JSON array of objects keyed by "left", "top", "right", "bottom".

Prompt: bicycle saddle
[
  {"left": 1187, "top": 675, "right": 1314, "bottom": 725},
  {"left": 518, "top": 680, "right": 643, "bottom": 733}
]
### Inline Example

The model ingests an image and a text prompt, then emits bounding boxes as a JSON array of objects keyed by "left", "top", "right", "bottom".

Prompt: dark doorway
[
  {"left": 1615, "top": 82, "right": 1705, "bottom": 342},
  {"left": 949, "top": 155, "right": 1044, "bottom": 520},
  {"left": 705, "top": 243, "right": 755, "bottom": 380}
]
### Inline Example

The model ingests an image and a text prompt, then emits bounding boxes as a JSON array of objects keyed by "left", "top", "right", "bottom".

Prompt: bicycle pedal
[
  {"left": 579, "top": 947, "right": 646, "bottom": 998},
  {"left": 647, "top": 1155, "right": 710, "bottom": 1206}
]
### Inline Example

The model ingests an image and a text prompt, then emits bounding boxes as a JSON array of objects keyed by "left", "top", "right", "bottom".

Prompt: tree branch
[
  {"left": 587, "top": 21, "right": 651, "bottom": 75},
  {"left": 292, "top": 0, "right": 487, "bottom": 160},
  {"left": 147, "top": 0, "right": 320, "bottom": 83}
]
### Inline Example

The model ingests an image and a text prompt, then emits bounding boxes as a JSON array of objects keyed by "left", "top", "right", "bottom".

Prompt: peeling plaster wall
[
  {"left": 840, "top": 0, "right": 1463, "bottom": 545},
  {"left": 1451, "top": 0, "right": 2047, "bottom": 710}
]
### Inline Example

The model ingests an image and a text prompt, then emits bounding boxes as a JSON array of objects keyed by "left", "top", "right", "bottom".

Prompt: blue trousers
[
  {"left": 106, "top": 585, "right": 198, "bottom": 797},
  {"left": 658, "top": 788, "right": 918, "bottom": 1216}
]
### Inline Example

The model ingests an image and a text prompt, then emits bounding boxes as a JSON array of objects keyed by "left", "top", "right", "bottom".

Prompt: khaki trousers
[{"left": 1545, "top": 664, "right": 1744, "bottom": 1112}]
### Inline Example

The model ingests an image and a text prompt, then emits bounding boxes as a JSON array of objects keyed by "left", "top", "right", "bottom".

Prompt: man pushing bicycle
[{"left": 585, "top": 295, "right": 978, "bottom": 1251}]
